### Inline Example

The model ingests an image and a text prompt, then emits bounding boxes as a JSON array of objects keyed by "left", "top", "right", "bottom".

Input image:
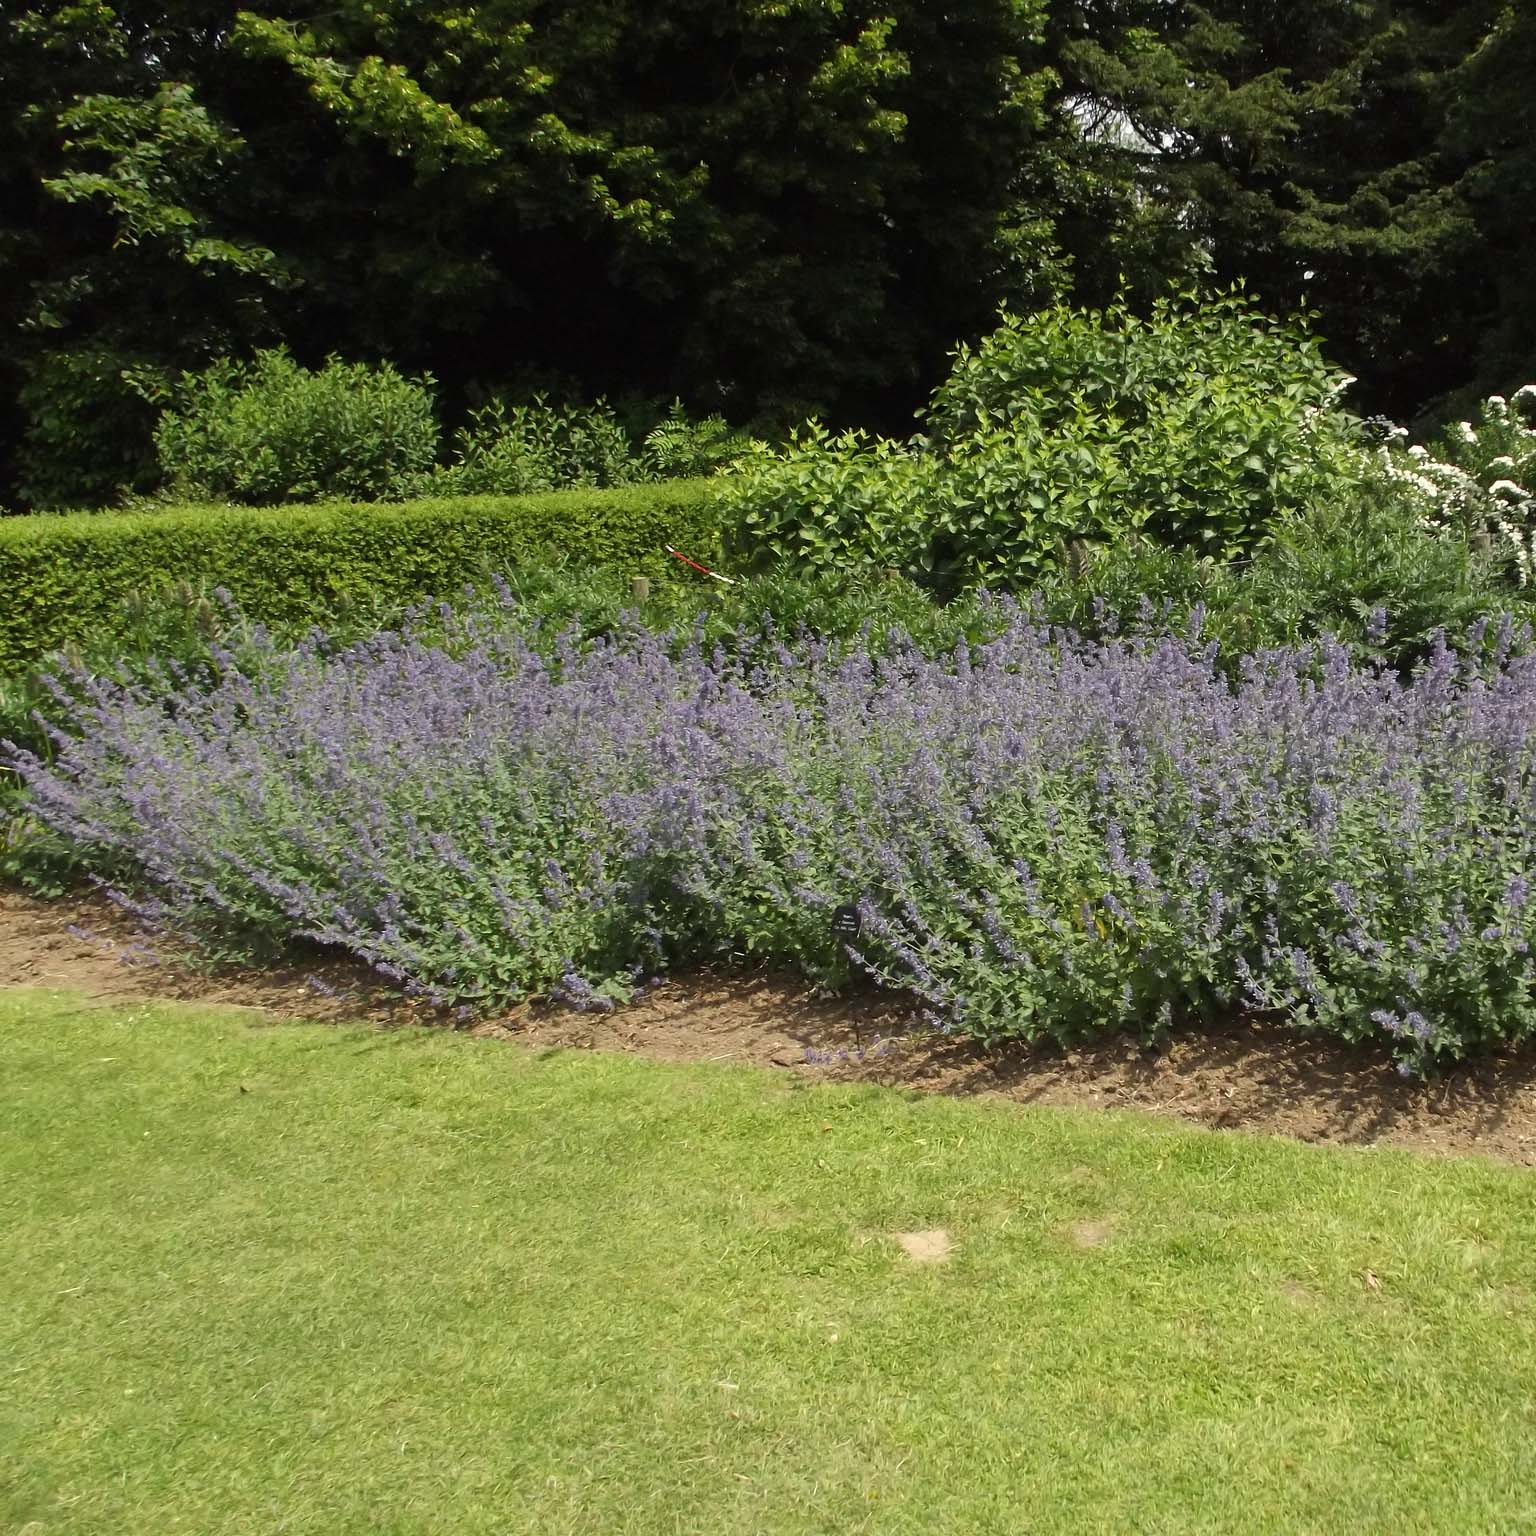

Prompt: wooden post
[{"left": 631, "top": 576, "right": 651, "bottom": 604}]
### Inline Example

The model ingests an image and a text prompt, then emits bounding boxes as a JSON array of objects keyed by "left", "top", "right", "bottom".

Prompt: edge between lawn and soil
[{"left": 10, "top": 890, "right": 1536, "bottom": 1166}]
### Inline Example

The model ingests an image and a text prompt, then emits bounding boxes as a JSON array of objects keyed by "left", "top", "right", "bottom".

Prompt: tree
[
  {"left": 1047, "top": 0, "right": 1504, "bottom": 421},
  {"left": 0, "top": 4, "right": 289, "bottom": 505},
  {"left": 1444, "top": 4, "right": 1536, "bottom": 400},
  {"left": 1, "top": 0, "right": 1056, "bottom": 505}
]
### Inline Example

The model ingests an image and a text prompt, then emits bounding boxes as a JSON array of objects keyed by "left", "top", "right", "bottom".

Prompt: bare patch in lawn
[
  {"left": 0, "top": 890, "right": 430, "bottom": 1026},
  {"left": 1066, "top": 1219, "right": 1115, "bottom": 1250},
  {"left": 894, "top": 1229, "right": 953, "bottom": 1264}
]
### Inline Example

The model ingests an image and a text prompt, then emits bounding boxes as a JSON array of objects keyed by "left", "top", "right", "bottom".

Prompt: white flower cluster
[{"left": 1371, "top": 386, "right": 1536, "bottom": 583}]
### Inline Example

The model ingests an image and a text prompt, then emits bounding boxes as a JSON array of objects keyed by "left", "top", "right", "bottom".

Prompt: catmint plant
[{"left": 10, "top": 598, "right": 1536, "bottom": 1073}]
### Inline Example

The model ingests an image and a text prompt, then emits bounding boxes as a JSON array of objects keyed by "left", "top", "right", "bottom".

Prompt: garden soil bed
[{"left": 9, "top": 888, "right": 1536, "bottom": 1166}]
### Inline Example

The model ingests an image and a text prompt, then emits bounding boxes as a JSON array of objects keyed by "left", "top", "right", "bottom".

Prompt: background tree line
[{"left": 2, "top": 0, "right": 1530, "bottom": 509}]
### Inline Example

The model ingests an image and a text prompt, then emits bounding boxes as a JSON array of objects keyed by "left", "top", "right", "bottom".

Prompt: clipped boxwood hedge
[{"left": 0, "top": 480, "right": 725, "bottom": 670}]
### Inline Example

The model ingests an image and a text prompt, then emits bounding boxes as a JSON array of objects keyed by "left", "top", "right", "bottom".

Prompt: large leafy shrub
[
  {"left": 723, "top": 294, "right": 1361, "bottom": 586},
  {"left": 723, "top": 425, "right": 941, "bottom": 571},
  {"left": 0, "top": 481, "right": 724, "bottom": 670},
  {"left": 154, "top": 350, "right": 440, "bottom": 504}
]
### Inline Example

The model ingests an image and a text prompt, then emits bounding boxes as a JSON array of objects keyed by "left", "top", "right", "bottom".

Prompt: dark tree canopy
[
  {"left": 1048, "top": 0, "right": 1519, "bottom": 421},
  {"left": 1, "top": 0, "right": 1053, "bottom": 504},
  {"left": 1, "top": 0, "right": 1531, "bottom": 506},
  {"left": 1444, "top": 4, "right": 1536, "bottom": 408}
]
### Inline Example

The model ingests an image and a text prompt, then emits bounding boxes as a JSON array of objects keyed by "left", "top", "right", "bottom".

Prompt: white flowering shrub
[{"left": 1369, "top": 386, "right": 1536, "bottom": 582}]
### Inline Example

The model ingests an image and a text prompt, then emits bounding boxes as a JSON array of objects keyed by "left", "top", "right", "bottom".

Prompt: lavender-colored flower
[{"left": 9, "top": 596, "right": 1536, "bottom": 1072}]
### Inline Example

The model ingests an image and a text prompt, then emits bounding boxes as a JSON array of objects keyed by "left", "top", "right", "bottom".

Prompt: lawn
[{"left": 5, "top": 989, "right": 1536, "bottom": 1534}]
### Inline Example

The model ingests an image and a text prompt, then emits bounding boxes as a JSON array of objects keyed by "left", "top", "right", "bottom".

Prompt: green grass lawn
[{"left": 6, "top": 989, "right": 1536, "bottom": 1534}]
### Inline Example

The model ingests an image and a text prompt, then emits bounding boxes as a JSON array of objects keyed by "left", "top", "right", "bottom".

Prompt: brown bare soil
[
  {"left": 894, "top": 1230, "right": 954, "bottom": 1264},
  {"left": 8, "top": 889, "right": 1536, "bottom": 1166}
]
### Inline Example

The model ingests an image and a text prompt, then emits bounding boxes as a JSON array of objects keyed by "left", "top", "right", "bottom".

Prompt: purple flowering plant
[{"left": 9, "top": 594, "right": 1536, "bottom": 1073}]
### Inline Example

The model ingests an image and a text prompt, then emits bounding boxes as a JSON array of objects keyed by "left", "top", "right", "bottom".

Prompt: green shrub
[
  {"left": 154, "top": 350, "right": 441, "bottom": 504},
  {"left": 723, "top": 293, "right": 1361, "bottom": 587},
  {"left": 723, "top": 425, "right": 940, "bottom": 572},
  {"left": 1030, "top": 537, "right": 1238, "bottom": 635},
  {"left": 415, "top": 396, "right": 638, "bottom": 496},
  {"left": 0, "top": 481, "right": 724, "bottom": 670},
  {"left": 637, "top": 402, "right": 755, "bottom": 481},
  {"left": 414, "top": 396, "right": 753, "bottom": 497},
  {"left": 1032, "top": 478, "right": 1524, "bottom": 669}
]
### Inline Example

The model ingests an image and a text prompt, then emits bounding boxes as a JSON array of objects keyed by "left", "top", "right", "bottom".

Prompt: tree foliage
[
  {"left": 1443, "top": 5, "right": 1536, "bottom": 401},
  {"left": 1, "top": 0, "right": 1053, "bottom": 505},
  {"left": 1, "top": 0, "right": 1531, "bottom": 507},
  {"left": 1050, "top": 0, "right": 1522, "bottom": 420}
]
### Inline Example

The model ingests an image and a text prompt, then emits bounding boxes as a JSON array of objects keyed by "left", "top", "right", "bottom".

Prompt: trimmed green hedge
[{"left": 0, "top": 481, "right": 725, "bottom": 670}]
